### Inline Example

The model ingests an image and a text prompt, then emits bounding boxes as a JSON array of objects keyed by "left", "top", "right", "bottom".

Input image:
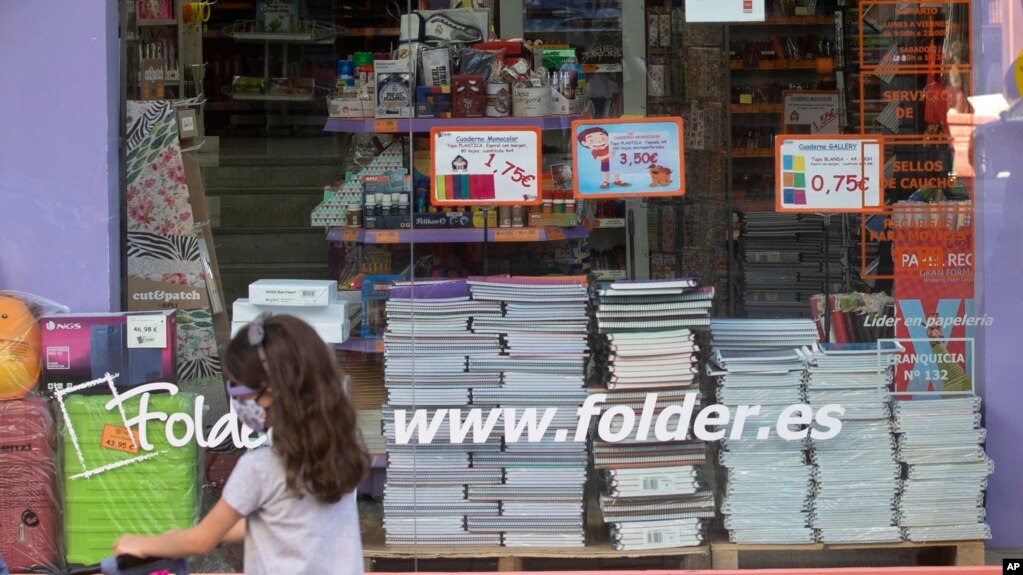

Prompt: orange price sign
[
  {"left": 342, "top": 228, "right": 360, "bottom": 242},
  {"left": 374, "top": 119, "right": 399, "bottom": 133},
  {"left": 494, "top": 228, "right": 540, "bottom": 242},
  {"left": 545, "top": 227, "right": 566, "bottom": 241},
  {"left": 372, "top": 230, "right": 401, "bottom": 244},
  {"left": 100, "top": 424, "right": 140, "bottom": 455}
]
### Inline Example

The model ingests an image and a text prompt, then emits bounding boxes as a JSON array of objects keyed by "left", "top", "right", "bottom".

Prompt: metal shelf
[
  {"left": 326, "top": 226, "right": 587, "bottom": 244},
  {"left": 323, "top": 116, "right": 582, "bottom": 133}
]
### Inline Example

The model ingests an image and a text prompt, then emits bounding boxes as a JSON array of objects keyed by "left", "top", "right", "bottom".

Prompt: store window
[{"left": 2, "top": 0, "right": 1022, "bottom": 572}]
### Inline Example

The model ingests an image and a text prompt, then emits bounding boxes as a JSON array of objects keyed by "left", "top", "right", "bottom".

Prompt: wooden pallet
[
  {"left": 361, "top": 527, "right": 710, "bottom": 572},
  {"left": 710, "top": 535, "right": 985, "bottom": 570}
]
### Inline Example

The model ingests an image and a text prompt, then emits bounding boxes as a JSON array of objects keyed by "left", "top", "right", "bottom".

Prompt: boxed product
[
  {"left": 231, "top": 318, "right": 349, "bottom": 345},
  {"left": 328, "top": 96, "right": 372, "bottom": 118},
  {"left": 232, "top": 299, "right": 347, "bottom": 326},
  {"left": 452, "top": 75, "right": 485, "bottom": 117},
  {"left": 39, "top": 311, "right": 177, "bottom": 397},
  {"left": 360, "top": 275, "right": 402, "bottom": 339},
  {"left": 416, "top": 86, "right": 452, "bottom": 118},
  {"left": 256, "top": 0, "right": 299, "bottom": 32},
  {"left": 375, "top": 59, "right": 413, "bottom": 118},
  {"left": 412, "top": 212, "right": 476, "bottom": 229},
  {"left": 248, "top": 279, "right": 337, "bottom": 307}
]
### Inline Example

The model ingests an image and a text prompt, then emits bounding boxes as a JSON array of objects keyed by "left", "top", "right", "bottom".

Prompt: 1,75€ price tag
[{"left": 775, "top": 135, "right": 884, "bottom": 213}]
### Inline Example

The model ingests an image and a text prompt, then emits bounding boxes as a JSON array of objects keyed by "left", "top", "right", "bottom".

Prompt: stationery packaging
[
  {"left": 420, "top": 47, "right": 452, "bottom": 87},
  {"left": 513, "top": 79, "right": 551, "bottom": 117},
  {"left": 248, "top": 279, "right": 337, "bottom": 307},
  {"left": 416, "top": 86, "right": 453, "bottom": 118},
  {"left": 375, "top": 59, "right": 413, "bottom": 118},
  {"left": 485, "top": 83, "right": 511, "bottom": 117},
  {"left": 39, "top": 311, "right": 177, "bottom": 396},
  {"left": 452, "top": 75, "right": 485, "bottom": 117}
]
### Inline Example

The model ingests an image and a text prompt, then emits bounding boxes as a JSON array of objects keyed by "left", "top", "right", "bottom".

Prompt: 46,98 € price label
[{"left": 775, "top": 135, "right": 885, "bottom": 213}]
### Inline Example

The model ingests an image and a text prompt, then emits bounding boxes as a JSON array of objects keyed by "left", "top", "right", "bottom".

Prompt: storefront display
[{"left": 3, "top": 0, "right": 1022, "bottom": 572}]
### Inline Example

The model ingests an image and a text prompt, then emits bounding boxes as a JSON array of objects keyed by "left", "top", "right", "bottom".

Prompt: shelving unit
[
  {"left": 727, "top": 9, "right": 842, "bottom": 314},
  {"left": 323, "top": 116, "right": 581, "bottom": 134},
  {"left": 326, "top": 226, "right": 588, "bottom": 244}
]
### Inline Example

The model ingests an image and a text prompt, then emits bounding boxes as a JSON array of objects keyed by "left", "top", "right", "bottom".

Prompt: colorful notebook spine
[{"left": 435, "top": 174, "right": 496, "bottom": 201}]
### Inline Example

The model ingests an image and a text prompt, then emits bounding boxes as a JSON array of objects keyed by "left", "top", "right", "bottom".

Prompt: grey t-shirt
[{"left": 223, "top": 447, "right": 363, "bottom": 575}]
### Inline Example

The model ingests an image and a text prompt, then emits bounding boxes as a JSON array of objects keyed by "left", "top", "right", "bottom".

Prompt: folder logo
[{"left": 782, "top": 155, "right": 807, "bottom": 206}]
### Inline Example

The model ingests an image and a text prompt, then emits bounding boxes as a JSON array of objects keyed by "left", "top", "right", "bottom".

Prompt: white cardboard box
[
  {"left": 231, "top": 319, "right": 349, "bottom": 344},
  {"left": 248, "top": 279, "right": 337, "bottom": 307},
  {"left": 233, "top": 298, "right": 346, "bottom": 324}
]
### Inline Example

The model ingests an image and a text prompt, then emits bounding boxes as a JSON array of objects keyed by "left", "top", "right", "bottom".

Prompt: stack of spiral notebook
[
  {"left": 464, "top": 276, "right": 591, "bottom": 547},
  {"left": 710, "top": 327, "right": 815, "bottom": 545},
  {"left": 805, "top": 342, "right": 903, "bottom": 543},
  {"left": 740, "top": 212, "right": 842, "bottom": 318},
  {"left": 381, "top": 280, "right": 504, "bottom": 545},
  {"left": 894, "top": 396, "right": 993, "bottom": 541},
  {"left": 593, "top": 279, "right": 715, "bottom": 550}
]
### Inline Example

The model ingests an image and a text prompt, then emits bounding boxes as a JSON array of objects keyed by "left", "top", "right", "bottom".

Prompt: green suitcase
[{"left": 60, "top": 393, "right": 198, "bottom": 565}]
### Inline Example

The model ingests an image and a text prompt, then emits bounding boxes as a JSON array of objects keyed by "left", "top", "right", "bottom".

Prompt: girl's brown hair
[{"left": 224, "top": 314, "right": 369, "bottom": 503}]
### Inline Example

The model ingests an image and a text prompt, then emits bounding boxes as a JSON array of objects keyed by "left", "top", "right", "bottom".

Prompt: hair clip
[{"left": 247, "top": 312, "right": 271, "bottom": 369}]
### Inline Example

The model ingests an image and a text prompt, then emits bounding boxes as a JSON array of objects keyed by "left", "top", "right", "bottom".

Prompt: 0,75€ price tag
[
  {"left": 775, "top": 135, "right": 884, "bottom": 213},
  {"left": 101, "top": 424, "right": 140, "bottom": 455}
]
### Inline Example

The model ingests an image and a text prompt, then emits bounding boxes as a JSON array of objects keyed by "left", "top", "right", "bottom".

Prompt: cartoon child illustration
[
  {"left": 577, "top": 127, "right": 629, "bottom": 189},
  {"left": 451, "top": 155, "right": 469, "bottom": 172}
]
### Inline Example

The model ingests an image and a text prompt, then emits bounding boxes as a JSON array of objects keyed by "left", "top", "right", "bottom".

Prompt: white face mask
[{"left": 232, "top": 397, "right": 267, "bottom": 434}]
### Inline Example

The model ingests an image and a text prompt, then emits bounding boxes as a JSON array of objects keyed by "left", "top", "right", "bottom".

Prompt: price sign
[
  {"left": 430, "top": 126, "right": 542, "bottom": 206},
  {"left": 374, "top": 119, "right": 399, "bottom": 133},
  {"left": 783, "top": 90, "right": 841, "bottom": 134},
  {"left": 571, "top": 117, "right": 685, "bottom": 199},
  {"left": 126, "top": 314, "right": 167, "bottom": 348},
  {"left": 371, "top": 230, "right": 401, "bottom": 244},
  {"left": 342, "top": 228, "right": 360, "bottom": 242},
  {"left": 775, "top": 135, "right": 885, "bottom": 213},
  {"left": 100, "top": 424, "right": 140, "bottom": 455},
  {"left": 545, "top": 227, "right": 566, "bottom": 241},
  {"left": 494, "top": 228, "right": 541, "bottom": 242}
]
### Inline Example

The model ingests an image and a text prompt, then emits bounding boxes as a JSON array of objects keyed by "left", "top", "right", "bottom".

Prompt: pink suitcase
[{"left": 0, "top": 397, "right": 60, "bottom": 572}]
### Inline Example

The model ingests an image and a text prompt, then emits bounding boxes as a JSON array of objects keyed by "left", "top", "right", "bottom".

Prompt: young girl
[{"left": 114, "top": 313, "right": 370, "bottom": 574}]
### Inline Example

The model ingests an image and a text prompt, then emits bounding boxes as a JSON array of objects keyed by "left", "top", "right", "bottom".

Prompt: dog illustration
[{"left": 648, "top": 164, "right": 673, "bottom": 187}]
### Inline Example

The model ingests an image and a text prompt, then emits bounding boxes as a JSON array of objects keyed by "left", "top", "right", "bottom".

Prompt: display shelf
[
  {"left": 731, "top": 103, "right": 784, "bottom": 114},
  {"left": 223, "top": 21, "right": 339, "bottom": 44},
  {"left": 360, "top": 525, "right": 710, "bottom": 572},
  {"left": 138, "top": 19, "right": 178, "bottom": 26},
  {"left": 729, "top": 60, "right": 822, "bottom": 71},
  {"left": 732, "top": 15, "right": 835, "bottom": 25},
  {"left": 710, "top": 534, "right": 985, "bottom": 570},
  {"left": 326, "top": 226, "right": 587, "bottom": 244},
  {"left": 342, "top": 27, "right": 401, "bottom": 37},
  {"left": 323, "top": 116, "right": 582, "bottom": 134},
  {"left": 232, "top": 93, "right": 316, "bottom": 103},
  {"left": 335, "top": 337, "right": 384, "bottom": 354},
  {"left": 731, "top": 148, "right": 775, "bottom": 158},
  {"left": 734, "top": 200, "right": 776, "bottom": 212},
  {"left": 593, "top": 218, "right": 627, "bottom": 229}
]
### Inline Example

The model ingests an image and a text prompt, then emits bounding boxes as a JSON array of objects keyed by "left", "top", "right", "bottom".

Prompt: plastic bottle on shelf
[
  {"left": 354, "top": 52, "right": 374, "bottom": 99},
  {"left": 336, "top": 59, "right": 354, "bottom": 89},
  {"left": 398, "top": 193, "right": 410, "bottom": 215}
]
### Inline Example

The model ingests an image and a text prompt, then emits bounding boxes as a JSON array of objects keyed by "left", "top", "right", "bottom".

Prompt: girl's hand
[{"left": 113, "top": 534, "right": 151, "bottom": 559}]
